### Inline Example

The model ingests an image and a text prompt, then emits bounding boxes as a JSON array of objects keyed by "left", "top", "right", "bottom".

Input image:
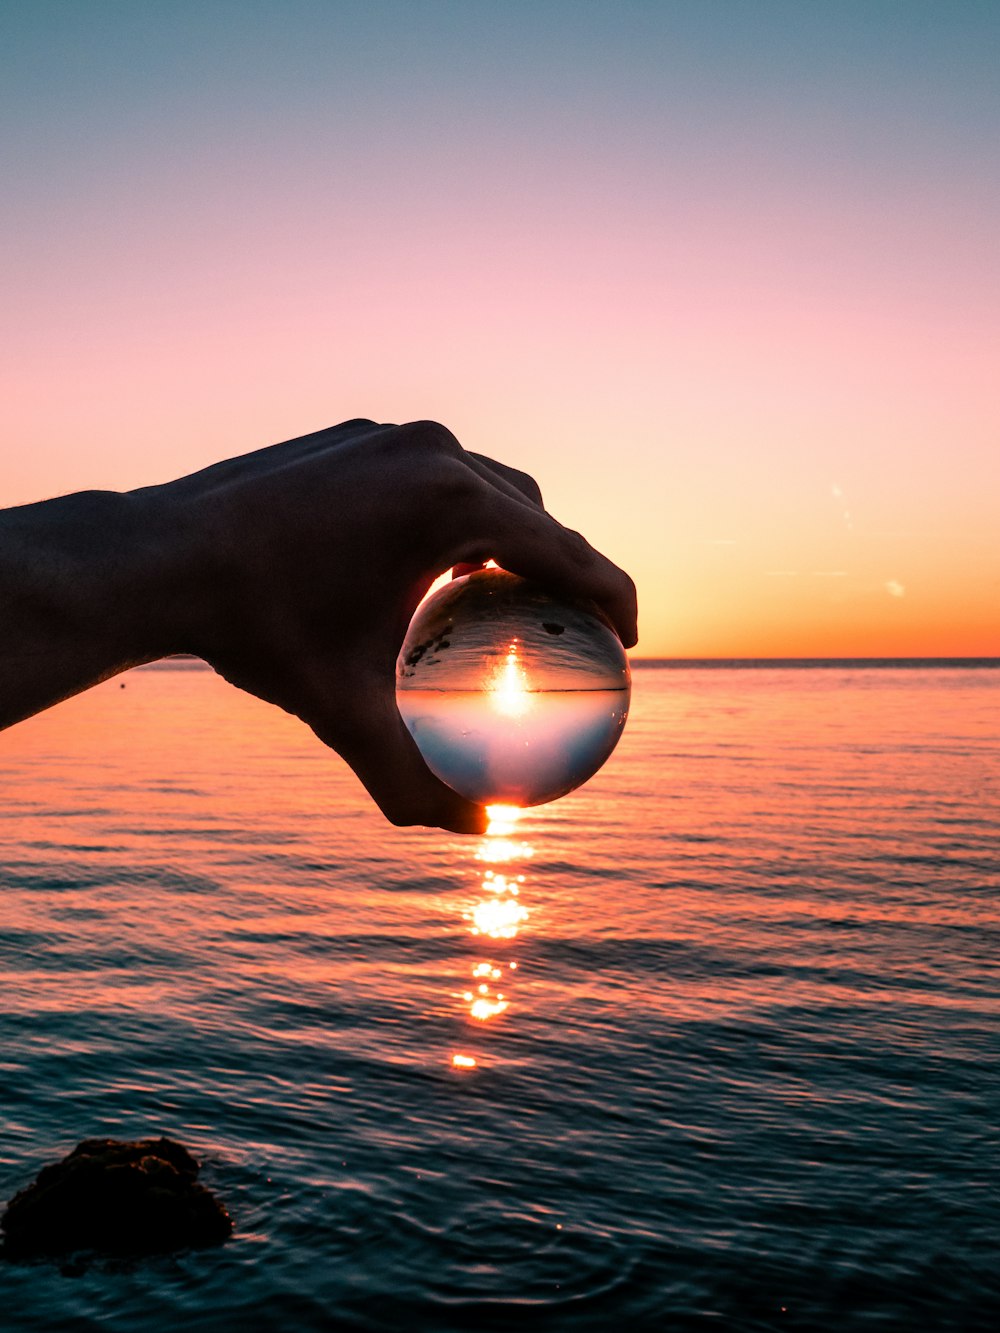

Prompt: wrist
[
  {"left": 125, "top": 481, "right": 222, "bottom": 663},
  {"left": 34, "top": 488, "right": 196, "bottom": 666},
  {"left": 0, "top": 486, "right": 206, "bottom": 727},
  {"left": 2, "top": 485, "right": 213, "bottom": 664}
]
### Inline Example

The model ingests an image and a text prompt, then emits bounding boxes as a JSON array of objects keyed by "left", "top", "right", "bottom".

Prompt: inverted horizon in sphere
[{"left": 397, "top": 569, "right": 631, "bottom": 804}]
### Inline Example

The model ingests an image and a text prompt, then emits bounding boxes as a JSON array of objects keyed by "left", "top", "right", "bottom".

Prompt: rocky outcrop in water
[{"left": 1, "top": 1137, "right": 232, "bottom": 1255}]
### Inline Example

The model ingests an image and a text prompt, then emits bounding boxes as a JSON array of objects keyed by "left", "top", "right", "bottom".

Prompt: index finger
[
  {"left": 455, "top": 485, "right": 638, "bottom": 649},
  {"left": 466, "top": 453, "right": 545, "bottom": 509}
]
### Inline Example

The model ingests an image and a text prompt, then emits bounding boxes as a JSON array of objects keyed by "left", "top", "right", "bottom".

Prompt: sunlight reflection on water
[
  {"left": 1, "top": 665, "right": 998, "bottom": 1331},
  {"left": 452, "top": 806, "right": 533, "bottom": 1061}
]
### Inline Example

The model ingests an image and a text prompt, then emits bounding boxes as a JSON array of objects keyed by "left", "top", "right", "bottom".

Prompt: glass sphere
[{"left": 396, "top": 569, "right": 631, "bottom": 806}]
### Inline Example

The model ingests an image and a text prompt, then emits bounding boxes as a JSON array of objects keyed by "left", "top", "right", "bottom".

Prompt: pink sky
[{"left": 2, "top": 2, "right": 998, "bottom": 656}]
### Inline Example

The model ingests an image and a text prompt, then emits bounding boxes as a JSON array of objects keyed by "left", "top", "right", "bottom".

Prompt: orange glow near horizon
[{"left": 3, "top": 9, "right": 998, "bottom": 660}]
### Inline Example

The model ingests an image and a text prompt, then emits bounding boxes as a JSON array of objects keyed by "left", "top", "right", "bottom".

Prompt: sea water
[{"left": 1, "top": 661, "right": 998, "bottom": 1331}]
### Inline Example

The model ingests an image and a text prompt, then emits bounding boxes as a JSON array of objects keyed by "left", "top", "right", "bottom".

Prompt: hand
[{"left": 152, "top": 419, "right": 637, "bottom": 832}]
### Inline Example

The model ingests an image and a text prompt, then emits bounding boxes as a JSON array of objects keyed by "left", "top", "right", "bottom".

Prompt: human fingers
[
  {"left": 438, "top": 441, "right": 634, "bottom": 644},
  {"left": 466, "top": 453, "right": 545, "bottom": 509},
  {"left": 454, "top": 487, "right": 638, "bottom": 648},
  {"left": 451, "top": 454, "right": 546, "bottom": 578},
  {"left": 366, "top": 421, "right": 542, "bottom": 510},
  {"left": 297, "top": 665, "right": 486, "bottom": 834}
]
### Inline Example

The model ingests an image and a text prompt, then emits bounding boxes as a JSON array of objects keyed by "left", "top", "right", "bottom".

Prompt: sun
[{"left": 487, "top": 640, "right": 534, "bottom": 718}]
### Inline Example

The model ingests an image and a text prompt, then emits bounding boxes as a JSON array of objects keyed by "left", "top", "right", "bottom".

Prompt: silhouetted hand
[{"left": 0, "top": 419, "right": 637, "bottom": 832}]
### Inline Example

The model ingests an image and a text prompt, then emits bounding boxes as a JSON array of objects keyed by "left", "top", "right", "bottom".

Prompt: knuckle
[
  {"left": 337, "top": 417, "right": 379, "bottom": 432},
  {"left": 412, "top": 452, "right": 482, "bottom": 519},
  {"left": 510, "top": 466, "right": 544, "bottom": 506},
  {"left": 435, "top": 463, "right": 480, "bottom": 511},
  {"left": 397, "top": 420, "right": 464, "bottom": 457},
  {"left": 561, "top": 527, "right": 594, "bottom": 563}
]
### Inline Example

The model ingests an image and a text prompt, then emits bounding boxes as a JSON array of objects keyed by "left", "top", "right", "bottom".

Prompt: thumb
[{"left": 300, "top": 667, "right": 486, "bottom": 834}]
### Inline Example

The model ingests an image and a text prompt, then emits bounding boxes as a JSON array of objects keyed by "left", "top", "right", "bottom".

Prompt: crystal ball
[{"left": 396, "top": 569, "right": 631, "bottom": 806}]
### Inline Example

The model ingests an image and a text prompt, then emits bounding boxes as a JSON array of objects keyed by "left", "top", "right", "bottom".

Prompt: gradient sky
[{"left": 2, "top": 0, "right": 997, "bottom": 656}]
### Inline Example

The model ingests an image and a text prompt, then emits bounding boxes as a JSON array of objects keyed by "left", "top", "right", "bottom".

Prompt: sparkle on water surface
[
  {"left": 452, "top": 804, "right": 531, "bottom": 1048},
  {"left": 2, "top": 661, "right": 998, "bottom": 1331}
]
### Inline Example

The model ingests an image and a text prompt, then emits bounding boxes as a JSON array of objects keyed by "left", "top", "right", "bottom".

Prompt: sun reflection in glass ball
[{"left": 396, "top": 569, "right": 630, "bottom": 806}]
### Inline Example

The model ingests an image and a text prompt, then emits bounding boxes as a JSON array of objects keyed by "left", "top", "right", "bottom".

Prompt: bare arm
[
  {"left": 0, "top": 487, "right": 196, "bottom": 723},
  {"left": 0, "top": 419, "right": 637, "bottom": 832}
]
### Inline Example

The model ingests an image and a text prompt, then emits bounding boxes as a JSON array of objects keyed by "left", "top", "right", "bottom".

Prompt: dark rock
[{"left": 1, "top": 1137, "right": 233, "bottom": 1256}]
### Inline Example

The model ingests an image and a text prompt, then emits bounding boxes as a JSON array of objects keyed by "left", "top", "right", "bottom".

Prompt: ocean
[{"left": 1, "top": 662, "right": 998, "bottom": 1331}]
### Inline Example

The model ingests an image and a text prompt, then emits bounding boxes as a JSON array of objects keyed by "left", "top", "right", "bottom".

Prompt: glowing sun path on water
[{"left": 451, "top": 804, "right": 532, "bottom": 1071}]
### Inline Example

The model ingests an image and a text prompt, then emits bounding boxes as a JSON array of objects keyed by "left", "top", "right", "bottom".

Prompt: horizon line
[
  {"left": 629, "top": 656, "right": 1000, "bottom": 668},
  {"left": 150, "top": 653, "right": 1000, "bottom": 670}
]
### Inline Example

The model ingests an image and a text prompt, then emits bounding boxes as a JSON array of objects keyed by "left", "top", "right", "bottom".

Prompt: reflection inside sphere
[{"left": 396, "top": 569, "right": 630, "bottom": 806}]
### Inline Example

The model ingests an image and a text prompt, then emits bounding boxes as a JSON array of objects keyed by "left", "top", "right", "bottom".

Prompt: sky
[{"left": 1, "top": 0, "right": 997, "bottom": 657}]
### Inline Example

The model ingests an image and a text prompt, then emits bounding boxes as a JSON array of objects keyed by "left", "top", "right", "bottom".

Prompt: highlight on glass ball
[{"left": 396, "top": 568, "right": 631, "bottom": 807}]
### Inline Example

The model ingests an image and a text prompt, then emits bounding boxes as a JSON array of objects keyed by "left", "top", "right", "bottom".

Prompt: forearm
[
  {"left": 0, "top": 421, "right": 636, "bottom": 831},
  {"left": 0, "top": 488, "right": 193, "bottom": 728}
]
